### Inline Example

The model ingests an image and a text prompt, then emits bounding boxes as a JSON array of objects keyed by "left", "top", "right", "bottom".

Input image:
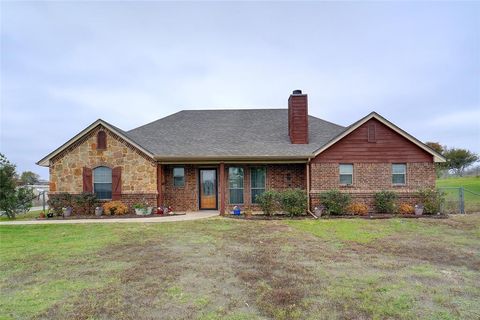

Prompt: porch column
[
  {"left": 306, "top": 162, "right": 310, "bottom": 212},
  {"left": 157, "top": 163, "right": 163, "bottom": 207},
  {"left": 219, "top": 162, "right": 226, "bottom": 215}
]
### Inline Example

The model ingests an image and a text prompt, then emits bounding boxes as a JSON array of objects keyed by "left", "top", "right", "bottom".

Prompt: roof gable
[
  {"left": 313, "top": 112, "right": 446, "bottom": 162},
  {"left": 37, "top": 119, "right": 154, "bottom": 167}
]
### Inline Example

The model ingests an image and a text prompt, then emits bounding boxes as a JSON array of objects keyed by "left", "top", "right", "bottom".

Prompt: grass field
[
  {"left": 0, "top": 210, "right": 42, "bottom": 222},
  {"left": 1, "top": 216, "right": 479, "bottom": 319},
  {"left": 437, "top": 176, "right": 480, "bottom": 213}
]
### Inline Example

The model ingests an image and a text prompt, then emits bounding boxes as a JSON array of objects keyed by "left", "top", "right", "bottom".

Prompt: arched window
[
  {"left": 93, "top": 166, "right": 112, "bottom": 199},
  {"left": 97, "top": 131, "right": 107, "bottom": 149}
]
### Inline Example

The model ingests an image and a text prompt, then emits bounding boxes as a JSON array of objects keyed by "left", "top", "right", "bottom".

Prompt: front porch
[{"left": 156, "top": 162, "right": 307, "bottom": 214}]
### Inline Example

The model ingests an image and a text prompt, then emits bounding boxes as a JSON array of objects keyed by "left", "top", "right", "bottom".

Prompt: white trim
[
  {"left": 37, "top": 119, "right": 155, "bottom": 167},
  {"left": 312, "top": 112, "right": 446, "bottom": 163}
]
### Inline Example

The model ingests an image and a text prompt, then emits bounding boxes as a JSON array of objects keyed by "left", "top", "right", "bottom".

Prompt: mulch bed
[
  {"left": 36, "top": 213, "right": 186, "bottom": 220},
  {"left": 224, "top": 213, "right": 449, "bottom": 220}
]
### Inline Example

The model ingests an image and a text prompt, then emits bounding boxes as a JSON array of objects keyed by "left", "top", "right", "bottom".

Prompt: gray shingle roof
[{"left": 125, "top": 109, "right": 345, "bottom": 159}]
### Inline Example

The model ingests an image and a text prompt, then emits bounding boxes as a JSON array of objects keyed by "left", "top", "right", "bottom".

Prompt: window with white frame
[
  {"left": 93, "top": 166, "right": 112, "bottom": 199},
  {"left": 392, "top": 164, "right": 406, "bottom": 185},
  {"left": 339, "top": 164, "right": 353, "bottom": 185}
]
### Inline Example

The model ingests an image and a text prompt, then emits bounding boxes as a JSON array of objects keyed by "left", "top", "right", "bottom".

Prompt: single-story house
[{"left": 37, "top": 90, "right": 445, "bottom": 214}]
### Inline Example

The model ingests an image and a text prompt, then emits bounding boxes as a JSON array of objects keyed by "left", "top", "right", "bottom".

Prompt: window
[
  {"left": 173, "top": 167, "right": 185, "bottom": 187},
  {"left": 93, "top": 166, "right": 112, "bottom": 199},
  {"left": 339, "top": 164, "right": 353, "bottom": 185},
  {"left": 97, "top": 131, "right": 107, "bottom": 149},
  {"left": 229, "top": 167, "right": 244, "bottom": 204},
  {"left": 392, "top": 164, "right": 406, "bottom": 185},
  {"left": 250, "top": 167, "right": 266, "bottom": 204}
]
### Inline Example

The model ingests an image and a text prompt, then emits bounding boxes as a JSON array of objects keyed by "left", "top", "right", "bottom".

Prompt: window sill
[
  {"left": 339, "top": 184, "right": 354, "bottom": 187},
  {"left": 392, "top": 184, "right": 406, "bottom": 187}
]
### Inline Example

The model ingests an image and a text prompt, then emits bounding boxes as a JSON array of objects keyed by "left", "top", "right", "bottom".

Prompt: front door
[{"left": 199, "top": 169, "right": 217, "bottom": 210}]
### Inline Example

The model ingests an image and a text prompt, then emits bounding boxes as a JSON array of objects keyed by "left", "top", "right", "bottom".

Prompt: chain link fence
[{"left": 438, "top": 187, "right": 480, "bottom": 214}]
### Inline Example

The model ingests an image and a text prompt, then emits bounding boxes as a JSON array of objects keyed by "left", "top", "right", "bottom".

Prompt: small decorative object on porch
[
  {"left": 233, "top": 205, "right": 241, "bottom": 215},
  {"left": 414, "top": 204, "right": 424, "bottom": 216},
  {"left": 95, "top": 206, "right": 103, "bottom": 216},
  {"left": 63, "top": 206, "right": 73, "bottom": 217}
]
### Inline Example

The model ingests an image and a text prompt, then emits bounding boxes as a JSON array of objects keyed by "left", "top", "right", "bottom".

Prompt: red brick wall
[
  {"left": 163, "top": 164, "right": 198, "bottom": 211},
  {"left": 288, "top": 94, "right": 308, "bottom": 144},
  {"left": 309, "top": 162, "right": 436, "bottom": 212},
  {"left": 223, "top": 164, "right": 306, "bottom": 211}
]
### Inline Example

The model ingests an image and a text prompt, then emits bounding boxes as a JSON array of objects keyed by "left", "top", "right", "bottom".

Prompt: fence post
[{"left": 459, "top": 187, "right": 465, "bottom": 214}]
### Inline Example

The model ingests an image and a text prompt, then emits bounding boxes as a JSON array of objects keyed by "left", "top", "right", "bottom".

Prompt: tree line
[{"left": 425, "top": 142, "right": 479, "bottom": 177}]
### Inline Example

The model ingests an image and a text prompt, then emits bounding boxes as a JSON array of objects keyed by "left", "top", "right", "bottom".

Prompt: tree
[
  {"left": 425, "top": 142, "right": 444, "bottom": 155},
  {"left": 443, "top": 148, "right": 479, "bottom": 177},
  {"left": 19, "top": 171, "right": 40, "bottom": 185},
  {"left": 425, "top": 141, "right": 446, "bottom": 178},
  {"left": 0, "top": 154, "right": 35, "bottom": 219}
]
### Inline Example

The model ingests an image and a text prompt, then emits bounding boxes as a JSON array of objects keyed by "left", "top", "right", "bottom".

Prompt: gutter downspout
[{"left": 306, "top": 157, "right": 318, "bottom": 219}]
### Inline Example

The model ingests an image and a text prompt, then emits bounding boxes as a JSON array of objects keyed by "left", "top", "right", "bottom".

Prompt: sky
[{"left": 1, "top": 1, "right": 479, "bottom": 179}]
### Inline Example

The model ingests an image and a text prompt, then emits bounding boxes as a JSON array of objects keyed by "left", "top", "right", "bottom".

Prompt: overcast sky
[{"left": 1, "top": 1, "right": 479, "bottom": 179}]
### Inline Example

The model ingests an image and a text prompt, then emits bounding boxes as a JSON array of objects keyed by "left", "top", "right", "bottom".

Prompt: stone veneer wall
[
  {"left": 309, "top": 162, "right": 436, "bottom": 212},
  {"left": 49, "top": 125, "right": 157, "bottom": 196}
]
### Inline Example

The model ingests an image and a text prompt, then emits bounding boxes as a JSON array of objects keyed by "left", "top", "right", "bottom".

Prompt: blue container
[{"left": 233, "top": 207, "right": 241, "bottom": 215}]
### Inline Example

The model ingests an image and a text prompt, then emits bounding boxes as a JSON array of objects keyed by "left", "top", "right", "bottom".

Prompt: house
[{"left": 37, "top": 90, "right": 445, "bottom": 214}]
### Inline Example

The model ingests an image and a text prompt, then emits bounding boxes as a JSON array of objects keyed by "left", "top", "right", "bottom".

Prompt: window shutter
[
  {"left": 82, "top": 167, "right": 93, "bottom": 192},
  {"left": 112, "top": 167, "right": 122, "bottom": 200}
]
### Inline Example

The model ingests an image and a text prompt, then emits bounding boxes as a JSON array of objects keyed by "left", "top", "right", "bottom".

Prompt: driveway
[{"left": 0, "top": 211, "right": 219, "bottom": 225}]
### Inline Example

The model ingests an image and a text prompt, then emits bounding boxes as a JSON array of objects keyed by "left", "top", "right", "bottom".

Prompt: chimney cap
[{"left": 292, "top": 89, "right": 303, "bottom": 95}]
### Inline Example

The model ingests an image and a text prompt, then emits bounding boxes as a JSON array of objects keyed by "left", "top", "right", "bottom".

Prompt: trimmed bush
[
  {"left": 319, "top": 190, "right": 351, "bottom": 215},
  {"left": 256, "top": 190, "right": 281, "bottom": 216},
  {"left": 103, "top": 201, "right": 128, "bottom": 215},
  {"left": 416, "top": 188, "right": 445, "bottom": 214},
  {"left": 398, "top": 203, "right": 414, "bottom": 215},
  {"left": 374, "top": 191, "right": 397, "bottom": 213},
  {"left": 280, "top": 188, "right": 308, "bottom": 217},
  {"left": 48, "top": 193, "right": 73, "bottom": 215},
  {"left": 74, "top": 193, "right": 98, "bottom": 215},
  {"left": 346, "top": 202, "right": 369, "bottom": 216}
]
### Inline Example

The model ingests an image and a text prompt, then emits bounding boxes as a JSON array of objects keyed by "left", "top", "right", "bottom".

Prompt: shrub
[
  {"left": 346, "top": 202, "right": 369, "bottom": 215},
  {"left": 416, "top": 188, "right": 445, "bottom": 214},
  {"left": 74, "top": 193, "right": 98, "bottom": 215},
  {"left": 256, "top": 190, "right": 281, "bottom": 216},
  {"left": 398, "top": 203, "right": 414, "bottom": 215},
  {"left": 48, "top": 193, "right": 73, "bottom": 215},
  {"left": 319, "top": 190, "right": 351, "bottom": 215},
  {"left": 103, "top": 201, "right": 128, "bottom": 215},
  {"left": 280, "top": 188, "right": 308, "bottom": 217},
  {"left": 374, "top": 191, "right": 397, "bottom": 213}
]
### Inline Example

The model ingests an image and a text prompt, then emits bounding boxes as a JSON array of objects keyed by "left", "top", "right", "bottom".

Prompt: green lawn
[
  {"left": 437, "top": 176, "right": 480, "bottom": 213},
  {"left": 1, "top": 216, "right": 479, "bottom": 319},
  {"left": 0, "top": 210, "right": 42, "bottom": 222}
]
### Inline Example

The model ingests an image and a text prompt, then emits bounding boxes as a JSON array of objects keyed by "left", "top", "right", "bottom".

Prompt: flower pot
[
  {"left": 135, "top": 207, "right": 153, "bottom": 215},
  {"left": 414, "top": 207, "right": 424, "bottom": 216},
  {"left": 95, "top": 207, "right": 103, "bottom": 216},
  {"left": 63, "top": 207, "right": 73, "bottom": 217},
  {"left": 47, "top": 213, "right": 54, "bottom": 218}
]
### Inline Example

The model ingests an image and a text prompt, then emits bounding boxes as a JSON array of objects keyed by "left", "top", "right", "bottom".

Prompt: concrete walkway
[{"left": 0, "top": 211, "right": 219, "bottom": 225}]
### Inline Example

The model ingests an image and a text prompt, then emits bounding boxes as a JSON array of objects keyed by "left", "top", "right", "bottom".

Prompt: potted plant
[
  {"left": 415, "top": 204, "right": 424, "bottom": 216},
  {"left": 244, "top": 206, "right": 253, "bottom": 219},
  {"left": 95, "top": 206, "right": 103, "bottom": 216},
  {"left": 133, "top": 202, "right": 152, "bottom": 215},
  {"left": 63, "top": 206, "right": 73, "bottom": 217}
]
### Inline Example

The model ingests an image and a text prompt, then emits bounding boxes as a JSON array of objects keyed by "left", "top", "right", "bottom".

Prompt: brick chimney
[{"left": 288, "top": 89, "right": 308, "bottom": 144}]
